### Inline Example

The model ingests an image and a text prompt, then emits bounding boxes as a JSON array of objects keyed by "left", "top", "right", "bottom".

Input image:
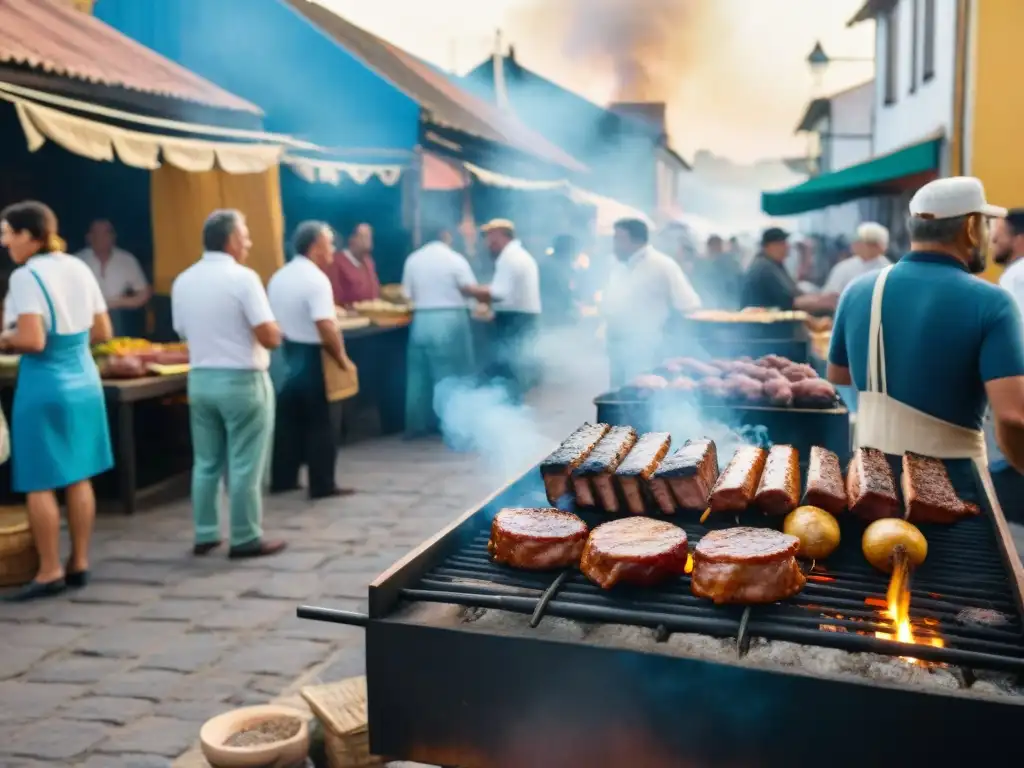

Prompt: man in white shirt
[
  {"left": 401, "top": 225, "right": 478, "bottom": 436},
  {"left": 171, "top": 210, "right": 284, "bottom": 560},
  {"left": 77, "top": 220, "right": 151, "bottom": 336},
  {"left": 603, "top": 217, "right": 702, "bottom": 388},
  {"left": 821, "top": 222, "right": 892, "bottom": 297},
  {"left": 988, "top": 208, "right": 1024, "bottom": 521},
  {"left": 268, "top": 221, "right": 354, "bottom": 499},
  {"left": 463, "top": 219, "right": 542, "bottom": 401}
]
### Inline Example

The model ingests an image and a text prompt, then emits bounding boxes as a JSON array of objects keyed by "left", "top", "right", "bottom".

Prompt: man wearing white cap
[
  {"left": 463, "top": 219, "right": 542, "bottom": 401},
  {"left": 828, "top": 177, "right": 1024, "bottom": 512},
  {"left": 821, "top": 222, "right": 892, "bottom": 297}
]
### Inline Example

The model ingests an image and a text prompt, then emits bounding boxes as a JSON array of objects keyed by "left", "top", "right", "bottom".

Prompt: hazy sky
[{"left": 318, "top": 0, "right": 875, "bottom": 163}]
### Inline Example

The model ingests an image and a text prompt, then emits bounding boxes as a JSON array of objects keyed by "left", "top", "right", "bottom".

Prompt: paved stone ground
[
  {"left": 0, "top": 376, "right": 592, "bottom": 768},
  {"left": 4, "top": 352, "right": 1024, "bottom": 767}
]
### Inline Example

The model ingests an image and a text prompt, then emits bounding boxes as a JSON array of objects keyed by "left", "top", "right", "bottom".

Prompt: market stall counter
[
  {"left": 0, "top": 370, "right": 190, "bottom": 515},
  {"left": 340, "top": 322, "right": 409, "bottom": 438}
]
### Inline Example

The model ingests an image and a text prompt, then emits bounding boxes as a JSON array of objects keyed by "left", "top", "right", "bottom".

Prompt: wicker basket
[
  {"left": 301, "top": 677, "right": 384, "bottom": 768},
  {"left": 0, "top": 506, "right": 37, "bottom": 587}
]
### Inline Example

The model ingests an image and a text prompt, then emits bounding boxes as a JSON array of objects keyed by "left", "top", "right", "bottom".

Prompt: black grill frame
[{"left": 372, "top": 461, "right": 1024, "bottom": 676}]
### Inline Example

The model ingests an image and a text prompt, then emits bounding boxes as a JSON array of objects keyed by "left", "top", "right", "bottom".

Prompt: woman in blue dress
[{"left": 0, "top": 202, "right": 114, "bottom": 602}]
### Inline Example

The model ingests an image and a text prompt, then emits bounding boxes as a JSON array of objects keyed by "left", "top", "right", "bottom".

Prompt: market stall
[
  {"left": 0, "top": 0, "right": 302, "bottom": 510},
  {"left": 0, "top": 346, "right": 190, "bottom": 515}
]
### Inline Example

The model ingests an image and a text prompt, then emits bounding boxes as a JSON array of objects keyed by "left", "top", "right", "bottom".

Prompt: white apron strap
[{"left": 866, "top": 265, "right": 895, "bottom": 395}]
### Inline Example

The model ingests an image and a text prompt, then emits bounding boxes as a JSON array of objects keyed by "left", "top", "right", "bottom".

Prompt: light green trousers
[{"left": 187, "top": 369, "right": 274, "bottom": 548}]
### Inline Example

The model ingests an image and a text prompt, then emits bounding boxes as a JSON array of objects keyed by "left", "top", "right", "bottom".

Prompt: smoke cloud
[
  {"left": 504, "top": 0, "right": 872, "bottom": 163},
  {"left": 432, "top": 322, "right": 768, "bottom": 489},
  {"left": 517, "top": 0, "right": 721, "bottom": 105}
]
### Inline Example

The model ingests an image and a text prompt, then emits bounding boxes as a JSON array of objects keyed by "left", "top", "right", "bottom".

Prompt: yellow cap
[{"left": 480, "top": 218, "right": 515, "bottom": 233}]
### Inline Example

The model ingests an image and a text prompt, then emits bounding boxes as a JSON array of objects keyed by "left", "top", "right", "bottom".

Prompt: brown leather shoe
[
  {"left": 228, "top": 539, "right": 287, "bottom": 559},
  {"left": 193, "top": 540, "right": 222, "bottom": 556}
]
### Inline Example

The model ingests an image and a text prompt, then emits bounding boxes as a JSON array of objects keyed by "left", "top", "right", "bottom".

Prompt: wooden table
[
  {"left": 341, "top": 323, "right": 410, "bottom": 437},
  {"left": 101, "top": 375, "right": 189, "bottom": 515},
  {"left": 0, "top": 371, "right": 190, "bottom": 515}
]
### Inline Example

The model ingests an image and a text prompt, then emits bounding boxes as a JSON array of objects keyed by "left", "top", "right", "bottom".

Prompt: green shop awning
[{"left": 761, "top": 134, "right": 943, "bottom": 216}]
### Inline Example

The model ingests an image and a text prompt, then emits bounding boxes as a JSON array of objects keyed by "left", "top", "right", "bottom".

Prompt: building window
[
  {"left": 910, "top": 0, "right": 919, "bottom": 93},
  {"left": 884, "top": 9, "right": 899, "bottom": 105},
  {"left": 923, "top": 0, "right": 936, "bottom": 81}
]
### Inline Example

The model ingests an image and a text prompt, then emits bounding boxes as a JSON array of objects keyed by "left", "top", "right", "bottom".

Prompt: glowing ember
[
  {"left": 873, "top": 547, "right": 945, "bottom": 662},
  {"left": 684, "top": 554, "right": 694, "bottom": 575},
  {"left": 573, "top": 253, "right": 591, "bottom": 270}
]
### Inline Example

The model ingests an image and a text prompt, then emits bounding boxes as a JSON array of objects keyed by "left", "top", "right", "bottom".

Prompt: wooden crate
[{"left": 301, "top": 677, "right": 384, "bottom": 768}]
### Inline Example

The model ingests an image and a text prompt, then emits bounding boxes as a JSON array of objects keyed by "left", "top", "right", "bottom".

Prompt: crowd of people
[{"left": 8, "top": 174, "right": 1024, "bottom": 602}]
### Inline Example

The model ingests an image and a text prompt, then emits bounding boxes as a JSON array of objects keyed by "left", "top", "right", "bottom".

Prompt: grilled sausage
[
  {"left": 902, "top": 452, "right": 980, "bottom": 524},
  {"left": 709, "top": 446, "right": 768, "bottom": 514},
  {"left": 753, "top": 445, "right": 800, "bottom": 516},
  {"left": 763, "top": 376, "right": 794, "bottom": 407},
  {"left": 540, "top": 423, "right": 611, "bottom": 504},
  {"left": 780, "top": 363, "right": 818, "bottom": 382},
  {"left": 847, "top": 447, "right": 899, "bottom": 521},
  {"left": 650, "top": 438, "right": 719, "bottom": 514},
  {"left": 803, "top": 446, "right": 846, "bottom": 515},
  {"left": 792, "top": 378, "right": 838, "bottom": 405},
  {"left": 571, "top": 426, "right": 638, "bottom": 509},
  {"left": 615, "top": 432, "right": 672, "bottom": 515}
]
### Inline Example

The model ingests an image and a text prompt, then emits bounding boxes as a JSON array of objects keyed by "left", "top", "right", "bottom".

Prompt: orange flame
[
  {"left": 873, "top": 548, "right": 944, "bottom": 662},
  {"left": 684, "top": 554, "right": 694, "bottom": 575}
]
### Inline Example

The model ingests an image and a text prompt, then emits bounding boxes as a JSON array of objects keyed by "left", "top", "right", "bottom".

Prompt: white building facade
[
  {"left": 798, "top": 81, "right": 875, "bottom": 239},
  {"left": 867, "top": 0, "right": 956, "bottom": 247}
]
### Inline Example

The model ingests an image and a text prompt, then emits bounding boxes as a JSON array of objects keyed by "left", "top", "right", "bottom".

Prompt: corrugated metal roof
[
  {"left": 0, "top": 0, "right": 261, "bottom": 114},
  {"left": 284, "top": 0, "right": 585, "bottom": 173}
]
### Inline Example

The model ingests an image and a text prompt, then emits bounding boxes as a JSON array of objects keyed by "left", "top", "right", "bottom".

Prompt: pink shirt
[{"left": 327, "top": 249, "right": 380, "bottom": 305}]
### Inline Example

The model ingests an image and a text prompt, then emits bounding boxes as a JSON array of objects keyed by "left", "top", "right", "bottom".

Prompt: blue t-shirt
[{"left": 829, "top": 251, "right": 1024, "bottom": 431}]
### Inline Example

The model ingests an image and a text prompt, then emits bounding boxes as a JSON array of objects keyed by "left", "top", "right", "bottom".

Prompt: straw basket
[
  {"left": 0, "top": 506, "right": 37, "bottom": 587},
  {"left": 301, "top": 677, "right": 383, "bottom": 767}
]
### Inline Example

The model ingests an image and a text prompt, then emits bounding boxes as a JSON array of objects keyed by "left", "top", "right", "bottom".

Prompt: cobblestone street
[
  {"left": 4, "top": 365, "right": 1024, "bottom": 767},
  {"left": 0, "top": 378, "right": 592, "bottom": 768}
]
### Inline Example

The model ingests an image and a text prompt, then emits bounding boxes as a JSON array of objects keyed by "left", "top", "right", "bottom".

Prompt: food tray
[
  {"left": 594, "top": 390, "right": 851, "bottom": 462},
  {"left": 684, "top": 316, "right": 809, "bottom": 343},
  {"left": 338, "top": 317, "right": 371, "bottom": 331},
  {"left": 367, "top": 314, "right": 411, "bottom": 328}
]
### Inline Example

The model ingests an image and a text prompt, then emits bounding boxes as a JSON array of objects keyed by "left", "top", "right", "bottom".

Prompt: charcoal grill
[
  {"left": 301, "top": 459, "right": 1024, "bottom": 767},
  {"left": 595, "top": 391, "right": 851, "bottom": 461}
]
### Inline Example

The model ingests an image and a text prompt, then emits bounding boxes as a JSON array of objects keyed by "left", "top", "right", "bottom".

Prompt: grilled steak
[
  {"left": 691, "top": 527, "right": 806, "bottom": 604},
  {"left": 540, "top": 423, "right": 611, "bottom": 505},
  {"left": 571, "top": 426, "right": 638, "bottom": 509},
  {"left": 650, "top": 438, "right": 719, "bottom": 514},
  {"left": 847, "top": 447, "right": 900, "bottom": 521},
  {"left": 615, "top": 432, "right": 672, "bottom": 515},
  {"left": 488, "top": 508, "right": 589, "bottom": 570},
  {"left": 803, "top": 446, "right": 846, "bottom": 515},
  {"left": 579, "top": 517, "right": 689, "bottom": 589},
  {"left": 902, "top": 452, "right": 980, "bottom": 524},
  {"left": 753, "top": 445, "right": 800, "bottom": 516},
  {"left": 709, "top": 446, "right": 768, "bottom": 514}
]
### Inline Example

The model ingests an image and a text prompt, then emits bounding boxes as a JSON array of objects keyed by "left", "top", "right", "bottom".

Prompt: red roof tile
[{"left": 0, "top": 0, "right": 261, "bottom": 114}]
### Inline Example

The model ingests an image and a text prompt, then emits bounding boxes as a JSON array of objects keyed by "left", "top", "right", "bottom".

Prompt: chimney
[
  {"left": 493, "top": 29, "right": 509, "bottom": 110},
  {"left": 609, "top": 102, "right": 667, "bottom": 138}
]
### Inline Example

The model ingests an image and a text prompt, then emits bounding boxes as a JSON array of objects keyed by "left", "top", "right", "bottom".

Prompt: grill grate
[{"left": 402, "top": 501, "right": 1024, "bottom": 674}]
